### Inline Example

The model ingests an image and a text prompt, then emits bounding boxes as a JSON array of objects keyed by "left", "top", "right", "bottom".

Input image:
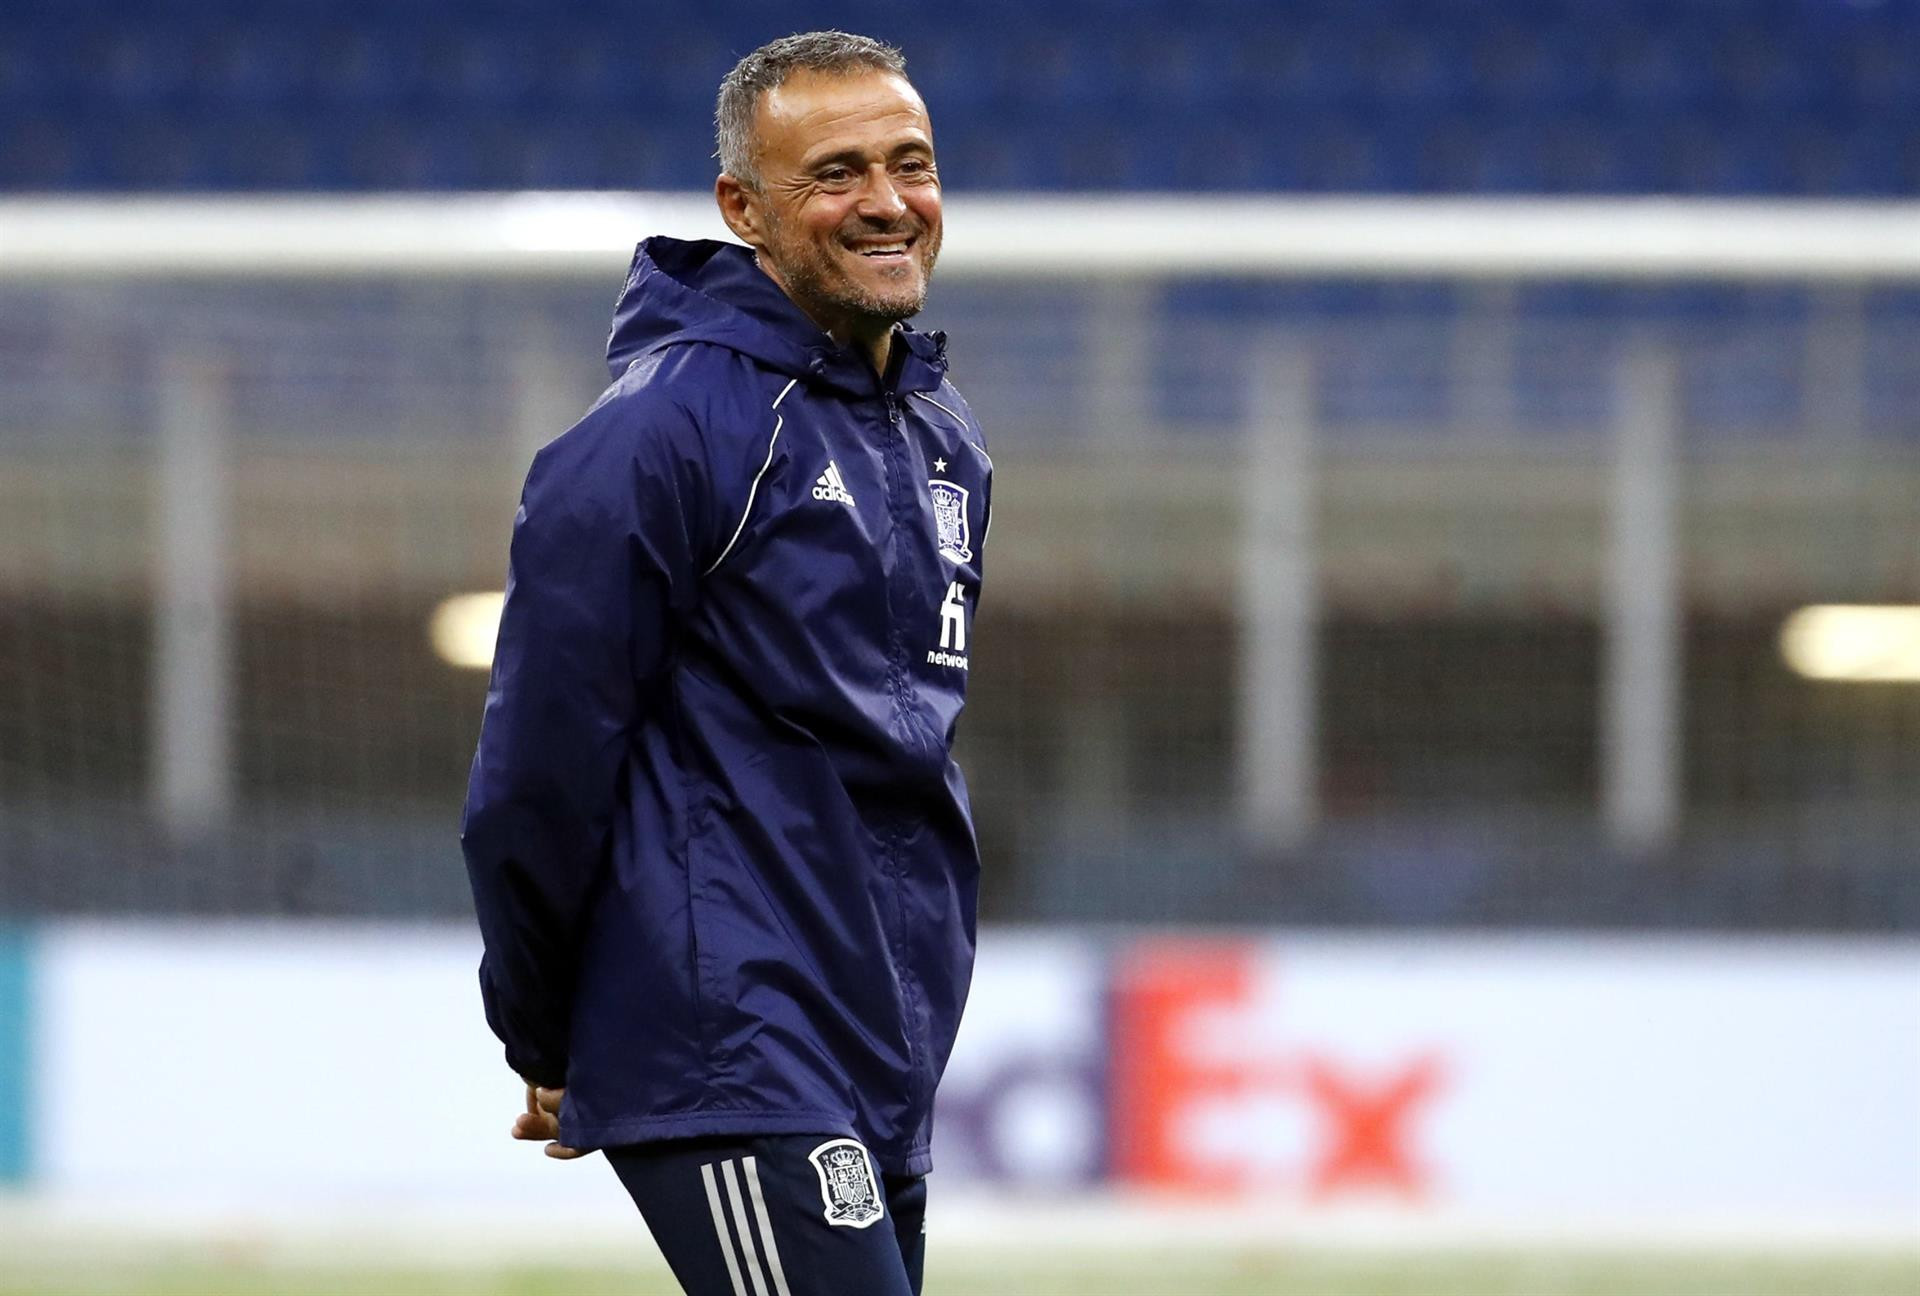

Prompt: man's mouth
[{"left": 846, "top": 236, "right": 916, "bottom": 261}]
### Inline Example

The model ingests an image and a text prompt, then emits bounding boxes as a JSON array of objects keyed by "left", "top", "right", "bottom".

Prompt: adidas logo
[{"left": 811, "top": 461, "right": 856, "bottom": 507}]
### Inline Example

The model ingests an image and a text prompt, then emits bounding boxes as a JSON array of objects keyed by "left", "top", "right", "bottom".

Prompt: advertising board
[
  {"left": 1109, "top": 936, "right": 1920, "bottom": 1220},
  {"left": 0, "top": 928, "right": 26, "bottom": 1184},
  {"left": 17, "top": 922, "right": 1920, "bottom": 1231}
]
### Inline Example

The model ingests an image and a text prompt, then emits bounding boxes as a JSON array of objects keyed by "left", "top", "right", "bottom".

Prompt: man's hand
[{"left": 511, "top": 1083, "right": 590, "bottom": 1160}]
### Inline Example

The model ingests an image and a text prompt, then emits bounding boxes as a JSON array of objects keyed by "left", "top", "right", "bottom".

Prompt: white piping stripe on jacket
[
  {"left": 706, "top": 377, "right": 800, "bottom": 576},
  {"left": 910, "top": 391, "right": 993, "bottom": 468},
  {"left": 742, "top": 1156, "right": 796, "bottom": 1296},
  {"left": 700, "top": 1162, "right": 750, "bottom": 1296}
]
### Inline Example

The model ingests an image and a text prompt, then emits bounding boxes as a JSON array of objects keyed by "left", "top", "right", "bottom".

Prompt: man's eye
[{"left": 818, "top": 168, "right": 854, "bottom": 185}]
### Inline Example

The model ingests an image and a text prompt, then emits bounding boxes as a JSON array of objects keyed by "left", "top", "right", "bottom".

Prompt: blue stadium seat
[
  {"left": 206, "top": 113, "right": 339, "bottom": 190},
  {"left": 91, "top": 25, "right": 196, "bottom": 111},
  {"left": 1783, "top": 122, "right": 1901, "bottom": 197},
  {"left": 0, "top": 20, "right": 92, "bottom": 114},
  {"left": 1604, "top": 21, "right": 1721, "bottom": 111},
  {"left": 1711, "top": 27, "right": 1823, "bottom": 113},
  {"left": 529, "top": 30, "right": 624, "bottom": 109},
  {"left": 1851, "top": 24, "right": 1920, "bottom": 112},
  {"left": 1243, "top": 22, "right": 1367, "bottom": 112},
  {"left": 1675, "top": 286, "right": 1811, "bottom": 434},
  {"left": 220, "top": 24, "right": 344, "bottom": 110},
  {"left": 105, "top": 118, "right": 206, "bottom": 190},
  {"left": 429, "top": 29, "right": 547, "bottom": 111},
  {"left": 1468, "top": 21, "right": 1579, "bottom": 112},
  {"left": 1863, "top": 289, "right": 1920, "bottom": 441},
  {"left": 1263, "top": 111, "right": 1402, "bottom": 191},
  {"left": 319, "top": 27, "right": 435, "bottom": 111},
  {"left": 1528, "top": 116, "right": 1641, "bottom": 193},
  {"left": 1350, "top": 24, "right": 1473, "bottom": 113},
  {"left": 0, "top": 119, "right": 87, "bottom": 189}
]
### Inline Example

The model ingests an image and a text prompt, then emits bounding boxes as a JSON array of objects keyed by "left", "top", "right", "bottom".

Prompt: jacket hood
[{"left": 606, "top": 237, "right": 949, "bottom": 397}]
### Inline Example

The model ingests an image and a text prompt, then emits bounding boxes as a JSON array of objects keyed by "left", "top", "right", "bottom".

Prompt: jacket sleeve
[{"left": 459, "top": 385, "right": 709, "bottom": 1087}]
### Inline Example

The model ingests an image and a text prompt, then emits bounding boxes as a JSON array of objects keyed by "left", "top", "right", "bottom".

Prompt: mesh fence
[{"left": 1, "top": 270, "right": 1916, "bottom": 926}]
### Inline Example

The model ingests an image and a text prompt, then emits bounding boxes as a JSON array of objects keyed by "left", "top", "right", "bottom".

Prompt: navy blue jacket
[{"left": 461, "top": 237, "right": 989, "bottom": 1175}]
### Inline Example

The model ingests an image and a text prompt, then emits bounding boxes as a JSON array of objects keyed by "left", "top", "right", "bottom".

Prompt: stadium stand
[{"left": 1, "top": 0, "right": 1916, "bottom": 195}]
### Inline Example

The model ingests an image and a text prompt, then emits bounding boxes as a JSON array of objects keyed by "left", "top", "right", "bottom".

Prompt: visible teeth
[{"left": 857, "top": 242, "right": 908, "bottom": 255}]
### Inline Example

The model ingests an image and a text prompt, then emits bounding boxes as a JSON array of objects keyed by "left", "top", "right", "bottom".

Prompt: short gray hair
[{"left": 715, "top": 31, "right": 909, "bottom": 192}]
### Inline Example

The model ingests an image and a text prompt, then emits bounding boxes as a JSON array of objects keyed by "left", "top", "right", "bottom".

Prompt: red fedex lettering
[
  {"left": 1110, "top": 941, "right": 1447, "bottom": 1200},
  {"left": 1109, "top": 941, "right": 1254, "bottom": 1192},
  {"left": 1302, "top": 1053, "right": 1444, "bottom": 1200}
]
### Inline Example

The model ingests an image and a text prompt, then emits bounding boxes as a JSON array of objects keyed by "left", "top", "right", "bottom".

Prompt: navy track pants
[{"left": 608, "top": 1135, "right": 927, "bottom": 1296}]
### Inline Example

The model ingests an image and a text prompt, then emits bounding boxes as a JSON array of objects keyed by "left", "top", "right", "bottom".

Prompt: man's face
[{"left": 726, "top": 68, "right": 942, "bottom": 336}]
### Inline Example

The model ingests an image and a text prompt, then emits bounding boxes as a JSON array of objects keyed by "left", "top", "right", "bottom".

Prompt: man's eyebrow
[{"left": 803, "top": 139, "right": 934, "bottom": 171}]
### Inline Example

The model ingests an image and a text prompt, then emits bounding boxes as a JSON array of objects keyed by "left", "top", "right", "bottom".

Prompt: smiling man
[{"left": 460, "top": 31, "right": 991, "bottom": 1296}]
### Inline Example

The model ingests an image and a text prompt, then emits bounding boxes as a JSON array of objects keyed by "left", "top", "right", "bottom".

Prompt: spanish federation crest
[
  {"left": 807, "top": 1138, "right": 884, "bottom": 1229},
  {"left": 928, "top": 479, "right": 972, "bottom": 564}
]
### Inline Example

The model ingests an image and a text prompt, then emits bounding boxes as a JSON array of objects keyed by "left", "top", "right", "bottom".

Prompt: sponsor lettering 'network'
[{"left": 929, "top": 581, "right": 968, "bottom": 670}]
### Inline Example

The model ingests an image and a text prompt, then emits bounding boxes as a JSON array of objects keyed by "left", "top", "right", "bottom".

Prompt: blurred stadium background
[{"left": 1, "top": 1, "right": 1917, "bottom": 1293}]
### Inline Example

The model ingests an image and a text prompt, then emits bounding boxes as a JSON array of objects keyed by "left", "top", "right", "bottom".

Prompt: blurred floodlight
[
  {"left": 430, "top": 592, "right": 505, "bottom": 670},
  {"left": 1779, "top": 605, "right": 1920, "bottom": 682}
]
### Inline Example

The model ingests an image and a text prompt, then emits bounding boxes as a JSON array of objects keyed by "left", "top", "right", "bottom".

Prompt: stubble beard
[{"left": 763, "top": 209, "right": 942, "bottom": 334}]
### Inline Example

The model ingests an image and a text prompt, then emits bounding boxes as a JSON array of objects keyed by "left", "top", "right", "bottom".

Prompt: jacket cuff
[
  {"left": 479, "top": 961, "right": 569, "bottom": 1088},
  {"left": 509, "top": 1049, "right": 569, "bottom": 1091}
]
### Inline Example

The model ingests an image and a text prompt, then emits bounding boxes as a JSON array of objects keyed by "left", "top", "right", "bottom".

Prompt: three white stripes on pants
[{"left": 700, "top": 1157, "right": 795, "bottom": 1296}]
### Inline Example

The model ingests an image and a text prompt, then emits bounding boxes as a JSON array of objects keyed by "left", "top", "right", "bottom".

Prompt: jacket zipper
[{"left": 878, "top": 380, "right": 933, "bottom": 1124}]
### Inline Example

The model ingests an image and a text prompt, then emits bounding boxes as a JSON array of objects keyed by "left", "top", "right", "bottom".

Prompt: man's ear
[{"left": 715, "top": 175, "right": 766, "bottom": 250}]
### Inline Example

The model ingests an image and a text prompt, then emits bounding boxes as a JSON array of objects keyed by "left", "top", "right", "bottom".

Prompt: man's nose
[{"left": 856, "top": 168, "right": 907, "bottom": 222}]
